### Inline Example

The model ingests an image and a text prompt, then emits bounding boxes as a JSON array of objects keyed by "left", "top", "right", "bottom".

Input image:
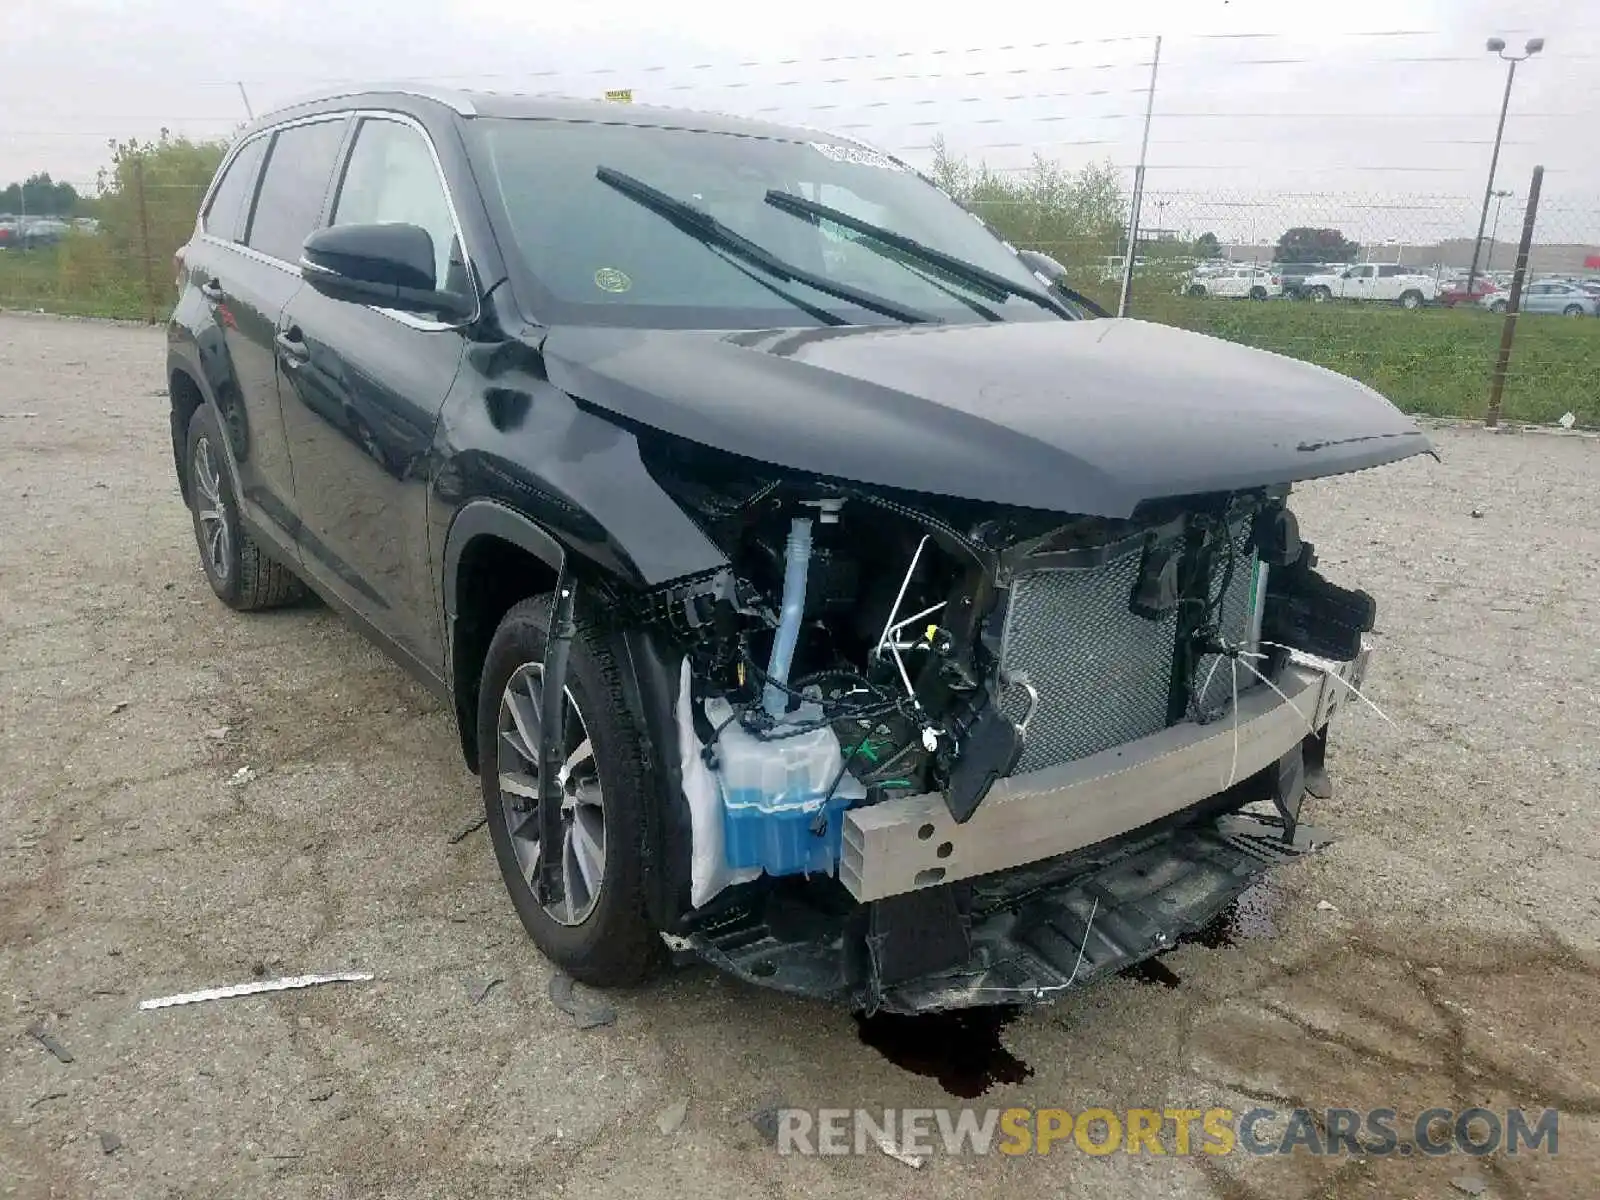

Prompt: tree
[
  {"left": 94, "top": 130, "right": 228, "bottom": 272},
  {"left": 927, "top": 138, "right": 1127, "bottom": 273},
  {"left": 927, "top": 135, "right": 970, "bottom": 197},
  {"left": 0, "top": 172, "right": 80, "bottom": 216},
  {"left": 1274, "top": 227, "right": 1360, "bottom": 265},
  {"left": 1193, "top": 231, "right": 1221, "bottom": 258}
]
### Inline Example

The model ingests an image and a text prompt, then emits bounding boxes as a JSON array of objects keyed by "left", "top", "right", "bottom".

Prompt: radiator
[{"left": 998, "top": 519, "right": 1260, "bottom": 775}]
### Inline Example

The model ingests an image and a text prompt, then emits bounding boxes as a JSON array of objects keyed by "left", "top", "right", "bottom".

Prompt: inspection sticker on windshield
[
  {"left": 810, "top": 142, "right": 903, "bottom": 171},
  {"left": 594, "top": 266, "right": 633, "bottom": 293}
]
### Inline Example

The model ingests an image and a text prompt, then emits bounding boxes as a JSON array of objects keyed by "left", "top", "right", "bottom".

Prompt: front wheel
[
  {"left": 1399, "top": 290, "right": 1424, "bottom": 310},
  {"left": 1309, "top": 286, "right": 1332, "bottom": 303},
  {"left": 1187, "top": 284, "right": 1207, "bottom": 297},
  {"left": 478, "top": 595, "right": 659, "bottom": 986}
]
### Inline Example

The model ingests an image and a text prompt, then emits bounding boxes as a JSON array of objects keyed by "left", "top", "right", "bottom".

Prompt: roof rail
[{"left": 262, "top": 83, "right": 477, "bottom": 120}]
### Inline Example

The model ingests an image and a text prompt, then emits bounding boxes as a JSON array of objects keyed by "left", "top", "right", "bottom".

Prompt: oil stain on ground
[
  {"left": 854, "top": 1006, "right": 1034, "bottom": 1098},
  {"left": 1123, "top": 883, "right": 1279, "bottom": 989},
  {"left": 855, "top": 886, "right": 1279, "bottom": 1090}
]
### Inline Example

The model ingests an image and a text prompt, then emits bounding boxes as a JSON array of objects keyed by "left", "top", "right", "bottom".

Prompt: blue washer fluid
[{"left": 705, "top": 698, "right": 866, "bottom": 877}]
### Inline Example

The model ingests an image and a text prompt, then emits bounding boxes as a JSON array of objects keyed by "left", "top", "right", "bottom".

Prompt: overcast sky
[{"left": 4, "top": 0, "right": 1596, "bottom": 243}]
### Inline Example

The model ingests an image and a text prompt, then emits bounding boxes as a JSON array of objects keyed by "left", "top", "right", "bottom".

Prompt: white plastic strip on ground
[{"left": 138, "top": 972, "right": 374, "bottom": 1010}]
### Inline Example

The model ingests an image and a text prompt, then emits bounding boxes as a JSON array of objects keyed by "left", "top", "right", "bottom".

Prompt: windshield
[{"left": 467, "top": 117, "right": 1060, "bottom": 329}]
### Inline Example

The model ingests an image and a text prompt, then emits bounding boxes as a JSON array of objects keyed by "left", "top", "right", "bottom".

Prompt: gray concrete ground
[{"left": 1, "top": 311, "right": 1597, "bottom": 1199}]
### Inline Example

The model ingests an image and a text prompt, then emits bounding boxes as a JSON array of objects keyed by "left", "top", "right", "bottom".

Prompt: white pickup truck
[{"left": 1301, "top": 263, "right": 1437, "bottom": 308}]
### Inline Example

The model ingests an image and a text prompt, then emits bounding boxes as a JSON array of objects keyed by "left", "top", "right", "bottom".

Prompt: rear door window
[
  {"left": 245, "top": 118, "right": 349, "bottom": 264},
  {"left": 202, "top": 137, "right": 267, "bottom": 241}
]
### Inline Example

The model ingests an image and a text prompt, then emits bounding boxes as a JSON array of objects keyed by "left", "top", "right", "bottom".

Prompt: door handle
[
  {"left": 199, "top": 278, "right": 225, "bottom": 302},
  {"left": 274, "top": 328, "right": 310, "bottom": 367}
]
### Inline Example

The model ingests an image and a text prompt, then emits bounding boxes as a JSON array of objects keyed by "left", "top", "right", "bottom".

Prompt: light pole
[
  {"left": 1466, "top": 36, "right": 1543, "bottom": 293},
  {"left": 1484, "top": 188, "right": 1513, "bottom": 272}
]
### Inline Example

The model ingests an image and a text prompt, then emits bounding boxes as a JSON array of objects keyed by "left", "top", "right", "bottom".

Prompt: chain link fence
[{"left": 1027, "top": 184, "right": 1599, "bottom": 427}]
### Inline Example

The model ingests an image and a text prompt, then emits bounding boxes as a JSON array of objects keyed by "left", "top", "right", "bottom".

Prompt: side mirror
[
  {"left": 1014, "top": 248, "right": 1107, "bottom": 318},
  {"left": 1015, "top": 248, "right": 1069, "bottom": 286},
  {"left": 300, "top": 223, "right": 472, "bottom": 320}
]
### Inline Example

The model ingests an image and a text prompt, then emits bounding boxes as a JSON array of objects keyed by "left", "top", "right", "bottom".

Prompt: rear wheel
[
  {"left": 1187, "top": 284, "right": 1207, "bottom": 297},
  {"left": 1399, "top": 290, "right": 1424, "bottom": 310},
  {"left": 185, "top": 406, "right": 304, "bottom": 611},
  {"left": 1563, "top": 304, "right": 1584, "bottom": 317},
  {"left": 1309, "top": 286, "right": 1332, "bottom": 302},
  {"left": 1249, "top": 285, "right": 1267, "bottom": 301},
  {"left": 478, "top": 595, "right": 659, "bottom": 986},
  {"left": 1489, "top": 299, "right": 1508, "bottom": 314}
]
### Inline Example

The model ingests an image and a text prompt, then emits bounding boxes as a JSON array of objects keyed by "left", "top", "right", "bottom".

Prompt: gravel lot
[{"left": 2, "top": 311, "right": 1597, "bottom": 1199}]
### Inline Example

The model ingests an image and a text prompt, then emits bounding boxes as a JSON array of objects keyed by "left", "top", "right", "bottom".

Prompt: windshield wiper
[
  {"left": 595, "top": 167, "right": 934, "bottom": 325},
  {"left": 764, "top": 190, "right": 1076, "bottom": 320}
]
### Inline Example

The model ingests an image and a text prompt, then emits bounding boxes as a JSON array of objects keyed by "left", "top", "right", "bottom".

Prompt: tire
[
  {"left": 185, "top": 406, "right": 304, "bottom": 611},
  {"left": 478, "top": 594, "right": 659, "bottom": 986},
  {"left": 1187, "top": 284, "right": 1207, "bottom": 297},
  {"left": 1399, "top": 290, "right": 1423, "bottom": 310},
  {"left": 1249, "top": 286, "right": 1267, "bottom": 301},
  {"left": 1563, "top": 304, "right": 1584, "bottom": 317},
  {"left": 1309, "top": 286, "right": 1332, "bottom": 303},
  {"left": 1489, "top": 299, "right": 1508, "bottom": 315}
]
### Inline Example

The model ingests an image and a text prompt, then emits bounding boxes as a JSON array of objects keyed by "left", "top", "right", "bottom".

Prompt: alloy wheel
[
  {"left": 192, "top": 435, "right": 231, "bottom": 584},
  {"left": 495, "top": 663, "right": 606, "bottom": 926}
]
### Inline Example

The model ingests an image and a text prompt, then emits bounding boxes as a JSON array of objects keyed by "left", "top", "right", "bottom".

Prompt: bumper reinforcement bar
[{"left": 840, "top": 644, "right": 1369, "bottom": 903}]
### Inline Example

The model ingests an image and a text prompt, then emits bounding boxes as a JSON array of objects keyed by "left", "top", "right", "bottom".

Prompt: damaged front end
[{"left": 618, "top": 429, "right": 1381, "bottom": 1013}]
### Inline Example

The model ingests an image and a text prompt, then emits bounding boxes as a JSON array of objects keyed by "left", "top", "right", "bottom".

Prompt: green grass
[
  {"left": 0, "top": 241, "right": 163, "bottom": 321},
  {"left": 1137, "top": 295, "right": 1598, "bottom": 426},
  {"left": 4, "top": 242, "right": 1595, "bottom": 425}
]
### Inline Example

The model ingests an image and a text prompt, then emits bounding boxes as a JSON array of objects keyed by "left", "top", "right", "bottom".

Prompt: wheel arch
[
  {"left": 442, "top": 500, "right": 566, "bottom": 772},
  {"left": 168, "top": 365, "right": 209, "bottom": 503},
  {"left": 442, "top": 500, "right": 695, "bottom": 927}
]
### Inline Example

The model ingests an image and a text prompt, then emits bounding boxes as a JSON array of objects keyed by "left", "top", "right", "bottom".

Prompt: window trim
[
  {"left": 196, "top": 108, "right": 479, "bottom": 331},
  {"left": 196, "top": 112, "right": 349, "bottom": 273},
  {"left": 200, "top": 135, "right": 267, "bottom": 242},
  {"left": 241, "top": 113, "right": 350, "bottom": 263},
  {"left": 323, "top": 111, "right": 481, "bottom": 330}
]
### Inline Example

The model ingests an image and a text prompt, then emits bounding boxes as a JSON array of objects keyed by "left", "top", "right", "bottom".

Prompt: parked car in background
[
  {"left": 1186, "top": 264, "right": 1282, "bottom": 300},
  {"left": 0, "top": 215, "right": 73, "bottom": 250},
  {"left": 1272, "top": 262, "right": 1328, "bottom": 299},
  {"left": 1484, "top": 281, "right": 1599, "bottom": 316},
  {"left": 1437, "top": 276, "right": 1502, "bottom": 308},
  {"left": 1302, "top": 263, "right": 1437, "bottom": 308},
  {"left": 1098, "top": 254, "right": 1149, "bottom": 283},
  {"left": 19, "top": 217, "right": 71, "bottom": 248}
]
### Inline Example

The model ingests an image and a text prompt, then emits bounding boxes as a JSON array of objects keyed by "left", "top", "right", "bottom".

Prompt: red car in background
[{"left": 1438, "top": 277, "right": 1503, "bottom": 307}]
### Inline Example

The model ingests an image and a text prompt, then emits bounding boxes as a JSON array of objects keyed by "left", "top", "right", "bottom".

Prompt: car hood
[{"left": 538, "top": 318, "right": 1432, "bottom": 518}]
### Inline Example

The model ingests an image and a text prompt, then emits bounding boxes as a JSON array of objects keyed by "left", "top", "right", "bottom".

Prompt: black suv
[{"left": 169, "top": 88, "right": 1428, "bottom": 1013}]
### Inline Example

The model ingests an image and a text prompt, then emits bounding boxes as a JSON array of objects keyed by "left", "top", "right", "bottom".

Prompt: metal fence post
[
  {"left": 1117, "top": 35, "right": 1162, "bottom": 318},
  {"left": 1485, "top": 165, "right": 1543, "bottom": 428},
  {"left": 134, "top": 156, "right": 156, "bottom": 325}
]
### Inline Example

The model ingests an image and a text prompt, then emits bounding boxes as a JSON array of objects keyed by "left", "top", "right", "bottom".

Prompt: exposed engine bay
[{"left": 617, "top": 431, "right": 1378, "bottom": 1011}]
